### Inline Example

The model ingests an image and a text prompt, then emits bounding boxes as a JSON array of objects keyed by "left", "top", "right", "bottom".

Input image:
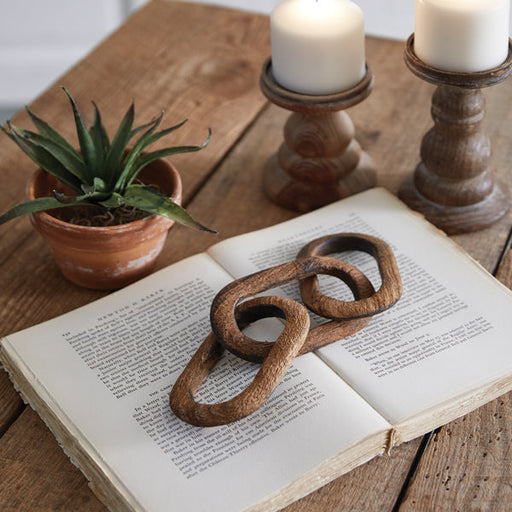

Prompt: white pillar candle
[
  {"left": 270, "top": 0, "right": 366, "bottom": 95},
  {"left": 415, "top": 0, "right": 510, "bottom": 73}
]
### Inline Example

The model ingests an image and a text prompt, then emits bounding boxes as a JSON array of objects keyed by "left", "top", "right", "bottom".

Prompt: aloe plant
[{"left": 0, "top": 88, "right": 214, "bottom": 232}]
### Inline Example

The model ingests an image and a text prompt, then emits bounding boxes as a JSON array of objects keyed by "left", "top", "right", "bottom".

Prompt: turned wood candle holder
[
  {"left": 399, "top": 35, "right": 512, "bottom": 234},
  {"left": 260, "top": 58, "right": 377, "bottom": 212}
]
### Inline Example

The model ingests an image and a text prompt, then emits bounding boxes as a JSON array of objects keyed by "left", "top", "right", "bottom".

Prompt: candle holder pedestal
[
  {"left": 399, "top": 35, "right": 512, "bottom": 234},
  {"left": 260, "top": 58, "right": 377, "bottom": 212}
]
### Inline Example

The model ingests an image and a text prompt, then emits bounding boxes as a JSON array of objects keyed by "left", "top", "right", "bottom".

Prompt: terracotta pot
[{"left": 28, "top": 158, "right": 182, "bottom": 290}]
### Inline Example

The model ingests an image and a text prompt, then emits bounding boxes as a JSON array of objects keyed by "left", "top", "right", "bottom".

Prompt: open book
[{"left": 2, "top": 188, "right": 512, "bottom": 512}]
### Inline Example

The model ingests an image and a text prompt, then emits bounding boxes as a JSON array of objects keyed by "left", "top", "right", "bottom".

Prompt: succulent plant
[{"left": 0, "top": 88, "right": 214, "bottom": 232}]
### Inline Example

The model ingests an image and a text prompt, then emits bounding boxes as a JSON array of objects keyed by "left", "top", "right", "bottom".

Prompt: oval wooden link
[
  {"left": 169, "top": 296, "right": 310, "bottom": 427},
  {"left": 170, "top": 235, "right": 402, "bottom": 427},
  {"left": 212, "top": 256, "right": 375, "bottom": 363},
  {"left": 298, "top": 233, "right": 402, "bottom": 319}
]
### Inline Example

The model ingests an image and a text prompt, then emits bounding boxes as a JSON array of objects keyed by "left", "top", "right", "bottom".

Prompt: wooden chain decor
[{"left": 170, "top": 234, "right": 402, "bottom": 427}]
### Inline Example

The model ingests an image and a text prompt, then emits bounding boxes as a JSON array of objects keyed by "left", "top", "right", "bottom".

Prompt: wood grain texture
[
  {"left": 0, "top": 0, "right": 269, "bottom": 433},
  {"left": 297, "top": 234, "right": 402, "bottom": 319},
  {"left": 152, "top": 38, "right": 436, "bottom": 511},
  {"left": 398, "top": 83, "right": 510, "bottom": 233},
  {"left": 158, "top": 75, "right": 425, "bottom": 511},
  {"left": 158, "top": 35, "right": 512, "bottom": 512},
  {"left": 397, "top": 233, "right": 512, "bottom": 512},
  {"left": 399, "top": 35, "right": 512, "bottom": 234},
  {"left": 210, "top": 252, "right": 387, "bottom": 359},
  {"left": 399, "top": 395, "right": 512, "bottom": 512},
  {"left": 261, "top": 60, "right": 377, "bottom": 211},
  {"left": 282, "top": 440, "right": 423, "bottom": 512},
  {"left": 161, "top": 36, "right": 512, "bottom": 511},
  {"left": 0, "top": 4, "right": 512, "bottom": 510},
  {"left": 171, "top": 244, "right": 399, "bottom": 427},
  {"left": 0, "top": 373, "right": 23, "bottom": 437},
  {"left": 0, "top": 407, "right": 105, "bottom": 512},
  {"left": 171, "top": 295, "right": 310, "bottom": 427}
]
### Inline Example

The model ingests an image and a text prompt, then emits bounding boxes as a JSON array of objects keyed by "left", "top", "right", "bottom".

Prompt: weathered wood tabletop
[{"left": 1, "top": 1, "right": 511, "bottom": 510}]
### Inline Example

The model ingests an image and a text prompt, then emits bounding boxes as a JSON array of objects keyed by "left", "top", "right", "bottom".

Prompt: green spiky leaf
[
  {"left": 0, "top": 89, "right": 215, "bottom": 234},
  {"left": 129, "top": 111, "right": 165, "bottom": 139},
  {"left": 1, "top": 123, "right": 83, "bottom": 193},
  {"left": 62, "top": 88, "right": 96, "bottom": 183},
  {"left": 103, "top": 101, "right": 135, "bottom": 185},
  {"left": 124, "top": 128, "right": 212, "bottom": 188},
  {"left": 10, "top": 126, "right": 87, "bottom": 181},
  {"left": 0, "top": 197, "right": 90, "bottom": 226},
  {"left": 115, "top": 118, "right": 188, "bottom": 192},
  {"left": 26, "top": 106, "right": 83, "bottom": 158},
  {"left": 89, "top": 103, "right": 110, "bottom": 166},
  {"left": 99, "top": 193, "right": 124, "bottom": 209},
  {"left": 122, "top": 185, "right": 216, "bottom": 232}
]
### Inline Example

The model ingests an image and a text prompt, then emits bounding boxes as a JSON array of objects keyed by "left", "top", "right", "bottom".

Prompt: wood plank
[
  {"left": 138, "top": 35, "right": 512, "bottom": 511},
  {"left": 0, "top": 0, "right": 271, "bottom": 328},
  {"left": 0, "top": 373, "right": 23, "bottom": 437},
  {"left": 160, "top": 36, "right": 512, "bottom": 273},
  {"left": 453, "top": 76, "right": 512, "bottom": 267},
  {"left": 152, "top": 56, "right": 428, "bottom": 511},
  {"left": 394, "top": 73, "right": 512, "bottom": 509},
  {"left": 398, "top": 239, "right": 512, "bottom": 511},
  {"left": 0, "top": 36, "right": 425, "bottom": 511},
  {"left": 398, "top": 395, "right": 512, "bottom": 511},
  {"left": 282, "top": 442, "right": 422, "bottom": 512},
  {"left": 2, "top": 12, "right": 512, "bottom": 512},
  {"left": 0, "top": 0, "right": 271, "bottom": 434},
  {"left": 0, "top": 407, "right": 105, "bottom": 512},
  {"left": 0, "top": 0, "right": 270, "bottom": 200}
]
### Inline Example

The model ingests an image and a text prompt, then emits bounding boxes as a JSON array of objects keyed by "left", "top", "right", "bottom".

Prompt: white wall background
[
  {"left": 0, "top": 0, "right": 147, "bottom": 122},
  {"left": 189, "top": 0, "right": 416, "bottom": 39},
  {"left": 0, "top": 0, "right": 510, "bottom": 123}
]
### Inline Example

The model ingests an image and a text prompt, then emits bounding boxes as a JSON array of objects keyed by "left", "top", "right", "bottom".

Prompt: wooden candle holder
[
  {"left": 260, "top": 58, "right": 377, "bottom": 212},
  {"left": 399, "top": 35, "right": 512, "bottom": 234}
]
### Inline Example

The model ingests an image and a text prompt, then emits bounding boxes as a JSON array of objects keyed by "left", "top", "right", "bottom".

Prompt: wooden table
[{"left": 1, "top": 1, "right": 511, "bottom": 510}]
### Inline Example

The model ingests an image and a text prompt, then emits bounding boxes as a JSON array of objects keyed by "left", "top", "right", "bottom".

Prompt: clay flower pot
[{"left": 28, "top": 158, "right": 182, "bottom": 290}]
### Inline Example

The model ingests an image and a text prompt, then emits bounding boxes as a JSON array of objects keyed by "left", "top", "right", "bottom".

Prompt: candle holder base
[
  {"left": 260, "top": 58, "right": 376, "bottom": 212},
  {"left": 399, "top": 175, "right": 510, "bottom": 235},
  {"left": 399, "top": 35, "right": 512, "bottom": 234},
  {"left": 263, "top": 152, "right": 376, "bottom": 212}
]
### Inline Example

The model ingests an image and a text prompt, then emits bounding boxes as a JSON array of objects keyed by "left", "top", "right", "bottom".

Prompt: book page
[
  {"left": 208, "top": 188, "right": 512, "bottom": 427},
  {"left": 1, "top": 252, "right": 390, "bottom": 512}
]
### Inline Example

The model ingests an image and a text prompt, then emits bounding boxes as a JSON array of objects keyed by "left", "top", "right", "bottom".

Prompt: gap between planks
[{"left": 392, "top": 218, "right": 512, "bottom": 511}]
